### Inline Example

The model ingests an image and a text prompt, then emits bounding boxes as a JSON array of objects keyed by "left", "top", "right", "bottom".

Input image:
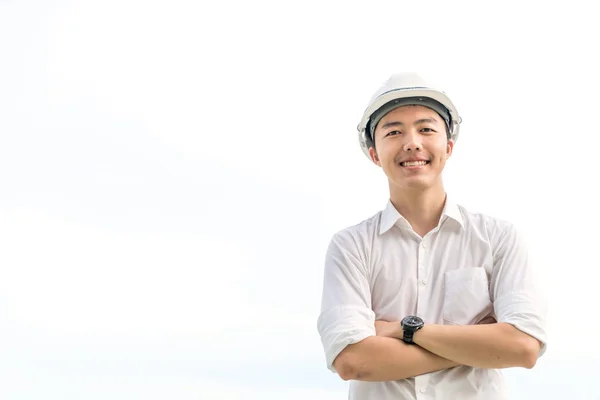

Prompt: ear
[
  {"left": 445, "top": 139, "right": 454, "bottom": 159},
  {"left": 368, "top": 146, "right": 381, "bottom": 166}
]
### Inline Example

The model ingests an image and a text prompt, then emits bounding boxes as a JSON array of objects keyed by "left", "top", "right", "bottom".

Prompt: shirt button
[
  {"left": 420, "top": 279, "right": 427, "bottom": 285},
  {"left": 421, "top": 242, "right": 427, "bottom": 248},
  {"left": 420, "top": 388, "right": 426, "bottom": 393}
]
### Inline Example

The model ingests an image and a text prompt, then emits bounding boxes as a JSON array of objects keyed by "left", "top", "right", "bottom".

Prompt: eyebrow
[{"left": 380, "top": 118, "right": 440, "bottom": 130}]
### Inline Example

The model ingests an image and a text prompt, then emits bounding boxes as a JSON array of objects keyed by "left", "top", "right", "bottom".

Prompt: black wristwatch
[{"left": 401, "top": 316, "right": 424, "bottom": 344}]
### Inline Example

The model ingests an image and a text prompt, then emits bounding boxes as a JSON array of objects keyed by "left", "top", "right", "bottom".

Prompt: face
[{"left": 368, "top": 105, "right": 454, "bottom": 192}]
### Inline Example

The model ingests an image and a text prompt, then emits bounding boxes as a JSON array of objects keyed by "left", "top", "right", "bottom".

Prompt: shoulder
[
  {"left": 327, "top": 210, "right": 383, "bottom": 253},
  {"left": 455, "top": 203, "right": 522, "bottom": 244}
]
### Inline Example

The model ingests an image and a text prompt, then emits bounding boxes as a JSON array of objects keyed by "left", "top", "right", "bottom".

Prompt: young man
[{"left": 317, "top": 73, "right": 547, "bottom": 399}]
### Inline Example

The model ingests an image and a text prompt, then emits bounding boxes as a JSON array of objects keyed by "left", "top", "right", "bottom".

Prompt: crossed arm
[
  {"left": 333, "top": 317, "right": 541, "bottom": 382},
  {"left": 322, "top": 225, "right": 546, "bottom": 383}
]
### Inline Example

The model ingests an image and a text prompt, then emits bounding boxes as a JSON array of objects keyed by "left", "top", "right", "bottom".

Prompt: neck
[{"left": 389, "top": 183, "right": 447, "bottom": 237}]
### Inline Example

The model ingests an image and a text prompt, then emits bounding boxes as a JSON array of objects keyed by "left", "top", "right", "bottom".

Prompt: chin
[{"left": 391, "top": 176, "right": 435, "bottom": 191}]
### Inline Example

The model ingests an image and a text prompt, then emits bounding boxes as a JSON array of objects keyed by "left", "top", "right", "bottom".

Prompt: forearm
[
  {"left": 413, "top": 323, "right": 540, "bottom": 369},
  {"left": 333, "top": 335, "right": 459, "bottom": 382}
]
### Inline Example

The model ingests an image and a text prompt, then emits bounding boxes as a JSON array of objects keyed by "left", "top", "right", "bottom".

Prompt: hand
[{"left": 374, "top": 320, "right": 402, "bottom": 338}]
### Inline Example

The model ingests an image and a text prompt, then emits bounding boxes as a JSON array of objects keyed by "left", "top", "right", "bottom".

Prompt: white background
[{"left": 1, "top": 0, "right": 598, "bottom": 398}]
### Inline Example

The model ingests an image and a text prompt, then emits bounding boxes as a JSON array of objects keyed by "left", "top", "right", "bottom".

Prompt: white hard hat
[{"left": 357, "top": 72, "right": 462, "bottom": 160}]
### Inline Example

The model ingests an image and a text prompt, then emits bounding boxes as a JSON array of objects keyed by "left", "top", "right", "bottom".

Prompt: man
[{"left": 316, "top": 73, "right": 547, "bottom": 399}]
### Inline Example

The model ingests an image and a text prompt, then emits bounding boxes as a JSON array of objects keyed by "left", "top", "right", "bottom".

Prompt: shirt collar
[{"left": 379, "top": 195, "right": 465, "bottom": 235}]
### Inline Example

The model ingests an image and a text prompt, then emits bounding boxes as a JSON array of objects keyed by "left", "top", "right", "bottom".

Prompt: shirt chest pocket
[{"left": 442, "top": 267, "right": 493, "bottom": 325}]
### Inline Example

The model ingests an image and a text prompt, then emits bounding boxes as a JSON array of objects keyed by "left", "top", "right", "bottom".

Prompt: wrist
[
  {"left": 412, "top": 323, "right": 426, "bottom": 345},
  {"left": 394, "top": 321, "right": 404, "bottom": 339},
  {"left": 375, "top": 320, "right": 405, "bottom": 338}
]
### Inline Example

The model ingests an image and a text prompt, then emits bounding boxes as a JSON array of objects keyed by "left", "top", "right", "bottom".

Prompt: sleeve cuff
[
  {"left": 495, "top": 291, "right": 548, "bottom": 357},
  {"left": 317, "top": 306, "right": 376, "bottom": 372}
]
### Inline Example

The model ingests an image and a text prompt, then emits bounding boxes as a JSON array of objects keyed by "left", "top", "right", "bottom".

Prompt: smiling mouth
[{"left": 400, "top": 160, "right": 430, "bottom": 167}]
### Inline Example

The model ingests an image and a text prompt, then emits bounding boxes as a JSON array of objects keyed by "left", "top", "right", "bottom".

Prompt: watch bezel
[{"left": 401, "top": 316, "right": 424, "bottom": 330}]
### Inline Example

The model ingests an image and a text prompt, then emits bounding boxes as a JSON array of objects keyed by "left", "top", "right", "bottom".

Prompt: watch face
[{"left": 402, "top": 316, "right": 423, "bottom": 328}]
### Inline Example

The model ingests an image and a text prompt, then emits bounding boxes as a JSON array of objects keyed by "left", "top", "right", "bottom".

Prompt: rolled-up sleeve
[
  {"left": 317, "top": 231, "right": 376, "bottom": 372},
  {"left": 490, "top": 223, "right": 548, "bottom": 357}
]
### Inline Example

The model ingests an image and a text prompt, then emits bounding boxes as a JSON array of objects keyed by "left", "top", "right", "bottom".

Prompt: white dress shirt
[{"left": 317, "top": 196, "right": 547, "bottom": 400}]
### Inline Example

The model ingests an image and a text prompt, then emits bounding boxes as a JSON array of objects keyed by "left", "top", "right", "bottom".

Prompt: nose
[{"left": 403, "top": 131, "right": 422, "bottom": 152}]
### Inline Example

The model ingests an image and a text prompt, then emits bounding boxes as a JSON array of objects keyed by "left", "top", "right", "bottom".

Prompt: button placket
[
  {"left": 417, "top": 240, "right": 428, "bottom": 281},
  {"left": 416, "top": 241, "right": 428, "bottom": 317},
  {"left": 415, "top": 375, "right": 429, "bottom": 398}
]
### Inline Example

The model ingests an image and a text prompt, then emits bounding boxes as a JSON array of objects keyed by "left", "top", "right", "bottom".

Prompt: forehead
[{"left": 379, "top": 105, "right": 441, "bottom": 123}]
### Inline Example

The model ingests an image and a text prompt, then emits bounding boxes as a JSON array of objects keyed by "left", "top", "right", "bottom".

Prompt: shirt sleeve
[
  {"left": 490, "top": 222, "right": 548, "bottom": 357},
  {"left": 316, "top": 231, "right": 376, "bottom": 373}
]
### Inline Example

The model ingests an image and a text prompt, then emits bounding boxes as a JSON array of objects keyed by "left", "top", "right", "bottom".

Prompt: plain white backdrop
[{"left": 1, "top": 0, "right": 598, "bottom": 398}]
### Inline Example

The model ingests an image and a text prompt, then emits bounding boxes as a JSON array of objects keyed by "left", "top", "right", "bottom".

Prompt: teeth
[{"left": 401, "top": 160, "right": 428, "bottom": 167}]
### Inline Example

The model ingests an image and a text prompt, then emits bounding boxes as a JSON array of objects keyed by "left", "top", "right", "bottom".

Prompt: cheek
[
  {"left": 375, "top": 146, "right": 395, "bottom": 165},
  {"left": 433, "top": 141, "right": 450, "bottom": 161}
]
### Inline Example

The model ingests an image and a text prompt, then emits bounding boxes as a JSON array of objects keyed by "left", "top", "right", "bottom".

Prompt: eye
[
  {"left": 420, "top": 127, "right": 436, "bottom": 133},
  {"left": 386, "top": 130, "right": 402, "bottom": 137}
]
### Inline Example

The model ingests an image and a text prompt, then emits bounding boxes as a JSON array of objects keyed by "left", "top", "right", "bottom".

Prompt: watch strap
[{"left": 403, "top": 329, "right": 415, "bottom": 344}]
